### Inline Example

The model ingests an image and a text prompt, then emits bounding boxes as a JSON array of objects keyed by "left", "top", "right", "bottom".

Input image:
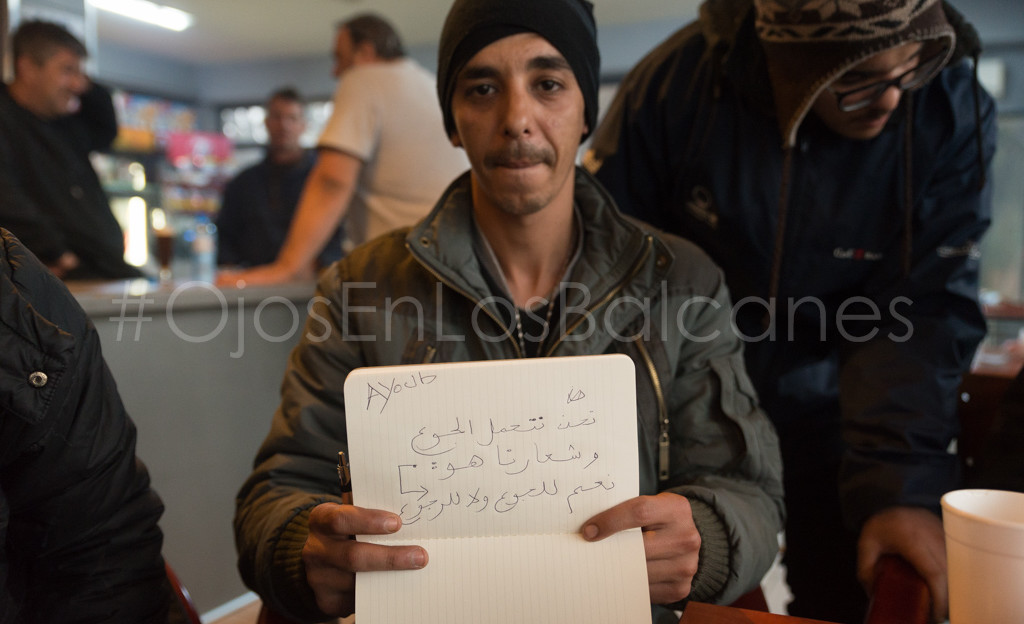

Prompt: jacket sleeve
[
  {"left": 70, "top": 81, "right": 119, "bottom": 154},
  {"left": 234, "top": 262, "right": 361, "bottom": 623},
  {"left": 659, "top": 252, "right": 786, "bottom": 605},
  {"left": 837, "top": 64, "right": 997, "bottom": 529},
  {"left": 0, "top": 232, "right": 167, "bottom": 624}
]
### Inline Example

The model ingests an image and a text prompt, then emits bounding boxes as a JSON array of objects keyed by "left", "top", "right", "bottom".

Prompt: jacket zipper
[
  {"left": 409, "top": 243, "right": 524, "bottom": 359},
  {"left": 543, "top": 235, "right": 655, "bottom": 357},
  {"left": 411, "top": 232, "right": 654, "bottom": 361},
  {"left": 633, "top": 335, "right": 670, "bottom": 483},
  {"left": 422, "top": 344, "right": 437, "bottom": 364}
]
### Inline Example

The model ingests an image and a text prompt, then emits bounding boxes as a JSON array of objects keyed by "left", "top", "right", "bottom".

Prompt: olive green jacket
[{"left": 235, "top": 168, "right": 784, "bottom": 622}]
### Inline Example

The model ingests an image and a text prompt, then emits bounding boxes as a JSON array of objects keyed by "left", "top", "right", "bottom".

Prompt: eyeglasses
[{"left": 827, "top": 47, "right": 949, "bottom": 113}]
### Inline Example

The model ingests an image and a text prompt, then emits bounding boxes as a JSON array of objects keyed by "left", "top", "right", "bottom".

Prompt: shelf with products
[
  {"left": 92, "top": 150, "right": 161, "bottom": 200},
  {"left": 89, "top": 89, "right": 241, "bottom": 280},
  {"left": 159, "top": 131, "right": 235, "bottom": 215},
  {"left": 143, "top": 132, "right": 233, "bottom": 282},
  {"left": 93, "top": 146, "right": 233, "bottom": 279},
  {"left": 106, "top": 89, "right": 234, "bottom": 216},
  {"left": 90, "top": 150, "right": 160, "bottom": 272}
]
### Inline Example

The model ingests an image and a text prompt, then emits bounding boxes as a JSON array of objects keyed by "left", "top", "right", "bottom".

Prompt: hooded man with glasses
[{"left": 586, "top": 1, "right": 996, "bottom": 622}]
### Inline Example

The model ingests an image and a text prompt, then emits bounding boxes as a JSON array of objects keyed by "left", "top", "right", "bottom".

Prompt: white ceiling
[{"left": 93, "top": 0, "right": 701, "bottom": 64}]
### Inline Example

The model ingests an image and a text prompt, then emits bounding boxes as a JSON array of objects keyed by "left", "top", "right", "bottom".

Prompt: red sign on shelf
[{"left": 165, "top": 132, "right": 234, "bottom": 169}]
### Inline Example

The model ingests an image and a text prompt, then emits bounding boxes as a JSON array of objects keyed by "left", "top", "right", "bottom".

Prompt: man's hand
[
  {"left": 216, "top": 261, "right": 314, "bottom": 288},
  {"left": 301, "top": 502, "right": 428, "bottom": 617},
  {"left": 582, "top": 492, "right": 700, "bottom": 604},
  {"left": 46, "top": 251, "right": 80, "bottom": 279},
  {"left": 858, "top": 506, "right": 947, "bottom": 623}
]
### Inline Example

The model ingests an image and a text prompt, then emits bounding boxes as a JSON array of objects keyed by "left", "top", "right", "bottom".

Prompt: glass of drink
[{"left": 156, "top": 228, "right": 174, "bottom": 283}]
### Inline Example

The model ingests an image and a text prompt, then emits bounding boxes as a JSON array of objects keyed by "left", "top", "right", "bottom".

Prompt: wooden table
[{"left": 680, "top": 602, "right": 836, "bottom": 623}]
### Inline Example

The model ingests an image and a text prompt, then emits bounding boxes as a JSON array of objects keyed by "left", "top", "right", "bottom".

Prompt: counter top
[{"left": 68, "top": 278, "right": 319, "bottom": 316}]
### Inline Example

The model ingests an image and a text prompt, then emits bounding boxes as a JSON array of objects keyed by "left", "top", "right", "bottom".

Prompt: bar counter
[{"left": 70, "top": 277, "right": 319, "bottom": 614}]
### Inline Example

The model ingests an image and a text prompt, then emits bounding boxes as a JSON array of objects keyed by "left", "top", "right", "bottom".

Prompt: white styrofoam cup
[{"left": 942, "top": 489, "right": 1024, "bottom": 624}]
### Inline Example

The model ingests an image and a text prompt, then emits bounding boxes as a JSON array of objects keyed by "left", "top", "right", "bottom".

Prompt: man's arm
[
  {"left": 50, "top": 80, "right": 118, "bottom": 158},
  {"left": 585, "top": 258, "right": 785, "bottom": 607},
  {"left": 219, "top": 149, "right": 361, "bottom": 286},
  {"left": 840, "top": 63, "right": 997, "bottom": 623},
  {"left": 234, "top": 260, "right": 423, "bottom": 621},
  {"left": 73, "top": 81, "right": 119, "bottom": 153},
  {"left": 857, "top": 507, "right": 947, "bottom": 621}
]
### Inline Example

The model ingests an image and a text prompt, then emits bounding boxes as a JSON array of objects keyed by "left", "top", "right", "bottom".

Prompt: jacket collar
[
  {"left": 0, "top": 230, "right": 78, "bottom": 357},
  {"left": 408, "top": 167, "right": 662, "bottom": 292},
  {"left": 406, "top": 168, "right": 673, "bottom": 354}
]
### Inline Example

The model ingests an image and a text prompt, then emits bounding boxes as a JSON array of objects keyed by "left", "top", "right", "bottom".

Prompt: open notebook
[{"left": 343, "top": 354, "right": 651, "bottom": 623}]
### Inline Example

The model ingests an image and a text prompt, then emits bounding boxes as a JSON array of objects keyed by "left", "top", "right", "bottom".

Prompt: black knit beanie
[{"left": 437, "top": 0, "right": 600, "bottom": 140}]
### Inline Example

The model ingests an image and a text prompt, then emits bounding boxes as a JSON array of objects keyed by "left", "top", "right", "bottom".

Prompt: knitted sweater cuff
[
  {"left": 269, "top": 503, "right": 334, "bottom": 623},
  {"left": 687, "top": 498, "right": 731, "bottom": 603}
]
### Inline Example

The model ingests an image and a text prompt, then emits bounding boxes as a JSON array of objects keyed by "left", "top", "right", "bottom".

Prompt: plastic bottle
[{"left": 192, "top": 215, "right": 218, "bottom": 282}]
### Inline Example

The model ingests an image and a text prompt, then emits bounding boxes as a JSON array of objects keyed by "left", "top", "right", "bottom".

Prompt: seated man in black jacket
[
  {"left": 0, "top": 20, "right": 140, "bottom": 280},
  {"left": 0, "top": 227, "right": 168, "bottom": 622}
]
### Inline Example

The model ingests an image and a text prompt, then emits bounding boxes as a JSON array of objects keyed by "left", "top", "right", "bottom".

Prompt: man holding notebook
[{"left": 234, "top": 1, "right": 784, "bottom": 622}]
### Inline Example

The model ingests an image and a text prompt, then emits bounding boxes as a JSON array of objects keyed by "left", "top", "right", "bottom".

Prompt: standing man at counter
[
  {"left": 234, "top": 0, "right": 784, "bottom": 622},
  {"left": 220, "top": 12, "right": 468, "bottom": 287},
  {"left": 217, "top": 87, "right": 344, "bottom": 269},
  {"left": 586, "top": 1, "right": 996, "bottom": 621},
  {"left": 0, "top": 20, "right": 141, "bottom": 280}
]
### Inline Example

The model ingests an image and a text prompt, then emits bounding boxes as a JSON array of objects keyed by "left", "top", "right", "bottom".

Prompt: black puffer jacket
[{"left": 0, "top": 229, "right": 167, "bottom": 623}]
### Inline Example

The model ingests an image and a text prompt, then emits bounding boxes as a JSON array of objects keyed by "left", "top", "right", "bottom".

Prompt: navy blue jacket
[{"left": 589, "top": 6, "right": 996, "bottom": 528}]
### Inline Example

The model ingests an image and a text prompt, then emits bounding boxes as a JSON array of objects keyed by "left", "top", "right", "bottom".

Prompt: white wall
[
  {"left": 83, "top": 17, "right": 689, "bottom": 133},
  {"left": 19, "top": 1, "right": 1021, "bottom": 116}
]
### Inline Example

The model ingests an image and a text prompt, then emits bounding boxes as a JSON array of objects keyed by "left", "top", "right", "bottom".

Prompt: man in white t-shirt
[{"left": 220, "top": 13, "right": 469, "bottom": 286}]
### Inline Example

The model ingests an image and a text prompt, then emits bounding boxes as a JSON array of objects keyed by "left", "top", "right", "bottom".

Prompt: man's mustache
[{"left": 485, "top": 142, "right": 555, "bottom": 168}]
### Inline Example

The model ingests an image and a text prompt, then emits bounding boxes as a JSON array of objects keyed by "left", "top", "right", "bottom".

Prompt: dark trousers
[{"left": 778, "top": 416, "right": 868, "bottom": 624}]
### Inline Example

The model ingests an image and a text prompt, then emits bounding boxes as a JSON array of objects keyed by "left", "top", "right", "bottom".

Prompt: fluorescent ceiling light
[{"left": 88, "top": 0, "right": 194, "bottom": 32}]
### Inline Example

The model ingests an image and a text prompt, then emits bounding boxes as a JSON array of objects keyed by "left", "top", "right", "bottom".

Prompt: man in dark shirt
[
  {"left": 216, "top": 88, "right": 343, "bottom": 269},
  {"left": 0, "top": 20, "right": 140, "bottom": 280}
]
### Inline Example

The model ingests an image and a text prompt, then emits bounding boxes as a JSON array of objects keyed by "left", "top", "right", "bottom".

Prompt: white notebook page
[{"left": 343, "top": 354, "right": 651, "bottom": 624}]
